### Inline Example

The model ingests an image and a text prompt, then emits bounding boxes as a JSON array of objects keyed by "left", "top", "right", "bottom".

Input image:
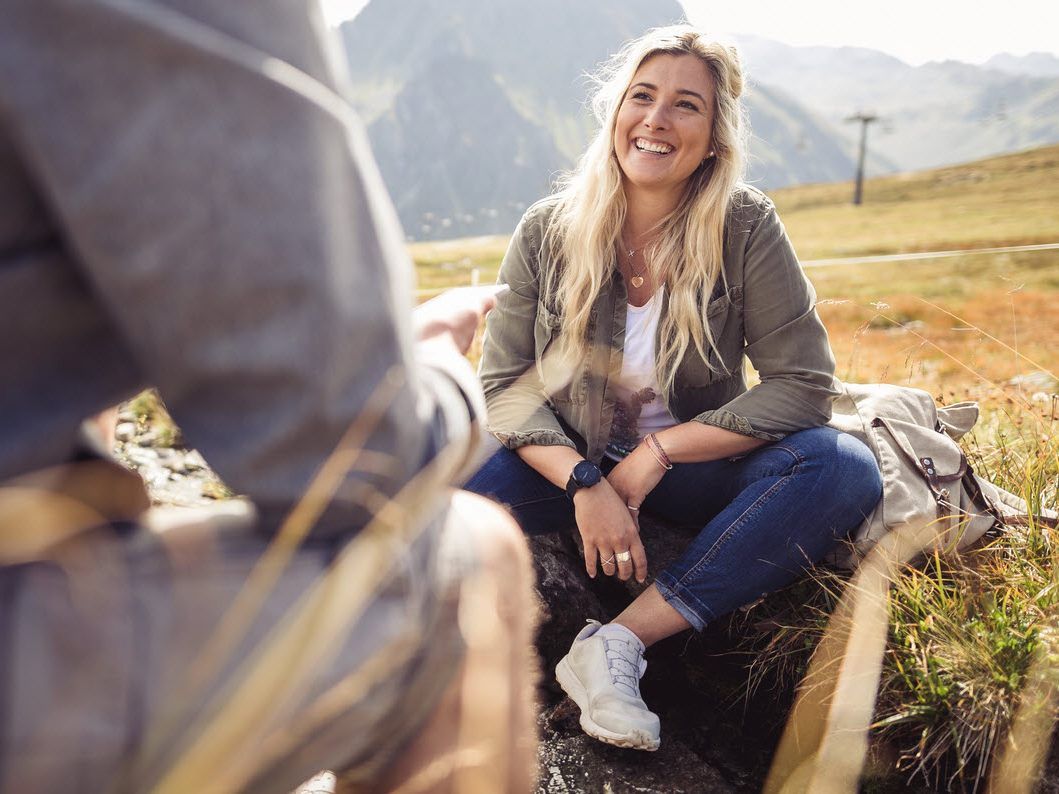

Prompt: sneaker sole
[{"left": 555, "top": 657, "right": 660, "bottom": 751}]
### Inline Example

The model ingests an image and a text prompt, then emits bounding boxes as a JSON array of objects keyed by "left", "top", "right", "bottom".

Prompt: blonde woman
[{"left": 467, "top": 25, "right": 881, "bottom": 751}]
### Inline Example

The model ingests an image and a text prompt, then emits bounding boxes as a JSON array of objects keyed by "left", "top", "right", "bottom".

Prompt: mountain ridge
[
  {"left": 340, "top": 0, "right": 858, "bottom": 239},
  {"left": 339, "top": 3, "right": 1058, "bottom": 240}
]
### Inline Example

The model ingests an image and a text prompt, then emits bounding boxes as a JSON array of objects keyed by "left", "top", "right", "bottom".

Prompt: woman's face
[{"left": 613, "top": 53, "right": 715, "bottom": 199}]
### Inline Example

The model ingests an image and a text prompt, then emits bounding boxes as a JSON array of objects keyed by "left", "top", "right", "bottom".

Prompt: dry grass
[
  {"left": 735, "top": 335, "right": 1057, "bottom": 792},
  {"left": 773, "top": 144, "right": 1059, "bottom": 259}
]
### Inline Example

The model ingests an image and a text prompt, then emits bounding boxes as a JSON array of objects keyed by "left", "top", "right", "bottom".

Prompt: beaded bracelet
[{"left": 644, "top": 433, "right": 673, "bottom": 470}]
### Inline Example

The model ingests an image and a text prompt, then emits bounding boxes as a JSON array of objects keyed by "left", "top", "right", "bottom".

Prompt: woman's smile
[
  {"left": 613, "top": 53, "right": 715, "bottom": 198},
  {"left": 633, "top": 137, "right": 675, "bottom": 155}
]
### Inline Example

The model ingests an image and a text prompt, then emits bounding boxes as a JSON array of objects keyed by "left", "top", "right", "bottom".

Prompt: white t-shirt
[{"left": 605, "top": 288, "right": 679, "bottom": 461}]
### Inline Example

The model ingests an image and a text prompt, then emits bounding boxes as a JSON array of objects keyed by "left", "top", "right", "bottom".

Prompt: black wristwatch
[{"left": 565, "top": 460, "right": 602, "bottom": 500}]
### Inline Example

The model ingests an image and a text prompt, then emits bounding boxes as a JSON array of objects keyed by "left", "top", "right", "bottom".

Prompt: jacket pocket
[
  {"left": 534, "top": 302, "right": 577, "bottom": 403},
  {"left": 675, "top": 288, "right": 741, "bottom": 388},
  {"left": 706, "top": 291, "right": 730, "bottom": 320}
]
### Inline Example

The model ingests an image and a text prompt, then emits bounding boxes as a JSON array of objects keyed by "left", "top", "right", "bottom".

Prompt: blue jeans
[{"left": 465, "top": 426, "right": 882, "bottom": 631}]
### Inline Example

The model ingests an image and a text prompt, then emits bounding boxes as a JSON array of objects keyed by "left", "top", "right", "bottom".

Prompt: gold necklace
[{"left": 621, "top": 238, "right": 646, "bottom": 289}]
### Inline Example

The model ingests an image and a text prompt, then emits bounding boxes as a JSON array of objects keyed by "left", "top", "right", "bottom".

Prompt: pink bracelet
[{"left": 644, "top": 433, "right": 673, "bottom": 470}]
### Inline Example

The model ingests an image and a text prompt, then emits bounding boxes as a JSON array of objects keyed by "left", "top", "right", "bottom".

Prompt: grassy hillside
[
  {"left": 775, "top": 143, "right": 1059, "bottom": 259},
  {"left": 413, "top": 144, "right": 1059, "bottom": 405},
  {"left": 118, "top": 145, "right": 1057, "bottom": 792},
  {"left": 780, "top": 145, "right": 1059, "bottom": 404},
  {"left": 412, "top": 143, "right": 1059, "bottom": 276}
]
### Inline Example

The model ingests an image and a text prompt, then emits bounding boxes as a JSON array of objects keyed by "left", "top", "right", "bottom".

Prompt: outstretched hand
[{"left": 413, "top": 284, "right": 508, "bottom": 355}]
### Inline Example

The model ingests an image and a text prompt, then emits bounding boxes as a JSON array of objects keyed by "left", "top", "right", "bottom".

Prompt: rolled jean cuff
[{"left": 653, "top": 574, "right": 714, "bottom": 632}]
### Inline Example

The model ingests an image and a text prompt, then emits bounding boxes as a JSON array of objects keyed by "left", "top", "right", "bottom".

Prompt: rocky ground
[
  {"left": 528, "top": 531, "right": 788, "bottom": 794},
  {"left": 110, "top": 408, "right": 792, "bottom": 792},
  {"left": 113, "top": 424, "right": 776, "bottom": 790},
  {"left": 111, "top": 405, "right": 230, "bottom": 508},
  {"left": 112, "top": 405, "right": 935, "bottom": 793},
  {"left": 108, "top": 367, "right": 1059, "bottom": 793}
]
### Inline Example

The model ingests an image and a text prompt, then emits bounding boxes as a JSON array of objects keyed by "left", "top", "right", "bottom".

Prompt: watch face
[{"left": 573, "top": 460, "right": 601, "bottom": 488}]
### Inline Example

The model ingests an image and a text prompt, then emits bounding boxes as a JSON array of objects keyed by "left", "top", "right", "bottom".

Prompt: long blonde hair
[{"left": 542, "top": 25, "right": 749, "bottom": 395}]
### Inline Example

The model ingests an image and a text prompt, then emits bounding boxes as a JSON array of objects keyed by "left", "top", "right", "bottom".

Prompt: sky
[{"left": 319, "top": 0, "right": 1059, "bottom": 67}]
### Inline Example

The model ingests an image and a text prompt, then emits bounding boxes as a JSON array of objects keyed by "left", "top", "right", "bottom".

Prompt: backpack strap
[
  {"left": 959, "top": 456, "right": 1058, "bottom": 533},
  {"left": 870, "top": 417, "right": 966, "bottom": 518}
]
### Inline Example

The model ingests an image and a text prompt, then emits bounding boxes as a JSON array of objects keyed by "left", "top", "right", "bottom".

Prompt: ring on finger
[
  {"left": 615, "top": 550, "right": 632, "bottom": 563},
  {"left": 600, "top": 554, "right": 616, "bottom": 566},
  {"left": 626, "top": 504, "right": 640, "bottom": 512}
]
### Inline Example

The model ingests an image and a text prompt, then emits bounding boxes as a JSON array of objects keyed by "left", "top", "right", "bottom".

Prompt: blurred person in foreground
[
  {"left": 467, "top": 25, "right": 882, "bottom": 751},
  {"left": 0, "top": 2, "right": 535, "bottom": 792}
]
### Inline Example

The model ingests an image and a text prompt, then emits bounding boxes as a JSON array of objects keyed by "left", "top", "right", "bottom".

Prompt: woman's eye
[
  {"left": 677, "top": 100, "right": 700, "bottom": 112},
  {"left": 631, "top": 91, "right": 652, "bottom": 102}
]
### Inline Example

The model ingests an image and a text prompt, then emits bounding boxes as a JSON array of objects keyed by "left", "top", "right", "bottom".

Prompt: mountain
[
  {"left": 733, "top": 36, "right": 1059, "bottom": 175},
  {"left": 367, "top": 54, "right": 563, "bottom": 238},
  {"left": 984, "top": 52, "right": 1059, "bottom": 78},
  {"left": 339, "top": 0, "right": 857, "bottom": 239},
  {"left": 341, "top": 0, "right": 685, "bottom": 158},
  {"left": 745, "top": 81, "right": 875, "bottom": 188}
]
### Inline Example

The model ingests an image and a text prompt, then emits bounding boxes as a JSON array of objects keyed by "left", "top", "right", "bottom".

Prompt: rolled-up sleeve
[
  {"left": 478, "top": 211, "right": 576, "bottom": 451},
  {"left": 692, "top": 203, "right": 838, "bottom": 440}
]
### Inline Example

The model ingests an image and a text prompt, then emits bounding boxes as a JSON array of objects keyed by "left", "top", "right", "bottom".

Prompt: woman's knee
[
  {"left": 464, "top": 447, "right": 527, "bottom": 499},
  {"left": 782, "top": 426, "right": 882, "bottom": 512},
  {"left": 448, "top": 489, "right": 533, "bottom": 590},
  {"left": 445, "top": 490, "right": 538, "bottom": 659},
  {"left": 831, "top": 431, "right": 883, "bottom": 511}
]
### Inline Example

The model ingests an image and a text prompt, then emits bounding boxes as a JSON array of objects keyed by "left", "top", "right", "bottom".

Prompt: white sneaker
[{"left": 555, "top": 620, "right": 661, "bottom": 751}]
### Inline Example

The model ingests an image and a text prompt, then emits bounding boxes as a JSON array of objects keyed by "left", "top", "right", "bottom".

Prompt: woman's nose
[{"left": 643, "top": 104, "right": 669, "bottom": 130}]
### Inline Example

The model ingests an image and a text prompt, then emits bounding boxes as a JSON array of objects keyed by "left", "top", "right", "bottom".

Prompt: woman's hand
[
  {"left": 573, "top": 478, "right": 648, "bottom": 583},
  {"left": 606, "top": 443, "right": 666, "bottom": 518}
]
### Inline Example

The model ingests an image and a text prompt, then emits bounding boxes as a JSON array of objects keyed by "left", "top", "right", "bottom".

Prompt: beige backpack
[{"left": 826, "top": 381, "right": 1053, "bottom": 568}]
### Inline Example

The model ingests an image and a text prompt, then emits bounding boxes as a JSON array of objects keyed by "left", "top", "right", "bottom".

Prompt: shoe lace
[{"left": 603, "top": 637, "right": 647, "bottom": 698}]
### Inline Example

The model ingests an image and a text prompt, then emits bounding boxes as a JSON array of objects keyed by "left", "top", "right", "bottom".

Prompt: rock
[
  {"left": 530, "top": 515, "right": 777, "bottom": 792},
  {"left": 183, "top": 449, "right": 208, "bottom": 471},
  {"left": 124, "top": 446, "right": 160, "bottom": 468},
  {"left": 293, "top": 771, "right": 336, "bottom": 794},
  {"left": 1008, "top": 371, "right": 1059, "bottom": 392},
  {"left": 116, "top": 435, "right": 225, "bottom": 508},
  {"left": 529, "top": 517, "right": 704, "bottom": 679},
  {"left": 147, "top": 469, "right": 171, "bottom": 489},
  {"left": 537, "top": 700, "right": 737, "bottom": 793},
  {"left": 137, "top": 429, "right": 161, "bottom": 446},
  {"left": 157, "top": 448, "right": 188, "bottom": 474},
  {"left": 114, "top": 421, "right": 137, "bottom": 442},
  {"left": 528, "top": 532, "right": 607, "bottom": 685}
]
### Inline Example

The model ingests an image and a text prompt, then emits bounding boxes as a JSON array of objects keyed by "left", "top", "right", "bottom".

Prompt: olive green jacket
[{"left": 479, "top": 185, "right": 838, "bottom": 464}]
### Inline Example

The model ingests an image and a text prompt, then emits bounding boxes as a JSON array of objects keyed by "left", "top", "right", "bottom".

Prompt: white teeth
[{"left": 635, "top": 138, "right": 673, "bottom": 154}]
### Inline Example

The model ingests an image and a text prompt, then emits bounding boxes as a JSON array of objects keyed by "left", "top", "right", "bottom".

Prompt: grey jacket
[
  {"left": 0, "top": 1, "right": 483, "bottom": 536},
  {"left": 480, "top": 187, "right": 838, "bottom": 463}
]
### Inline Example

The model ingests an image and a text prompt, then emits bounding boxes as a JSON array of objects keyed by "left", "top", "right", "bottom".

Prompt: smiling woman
[
  {"left": 465, "top": 24, "right": 882, "bottom": 752},
  {"left": 613, "top": 54, "right": 716, "bottom": 199}
]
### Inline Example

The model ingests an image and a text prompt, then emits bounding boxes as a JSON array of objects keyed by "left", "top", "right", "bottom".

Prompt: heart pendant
[{"left": 630, "top": 275, "right": 644, "bottom": 288}]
